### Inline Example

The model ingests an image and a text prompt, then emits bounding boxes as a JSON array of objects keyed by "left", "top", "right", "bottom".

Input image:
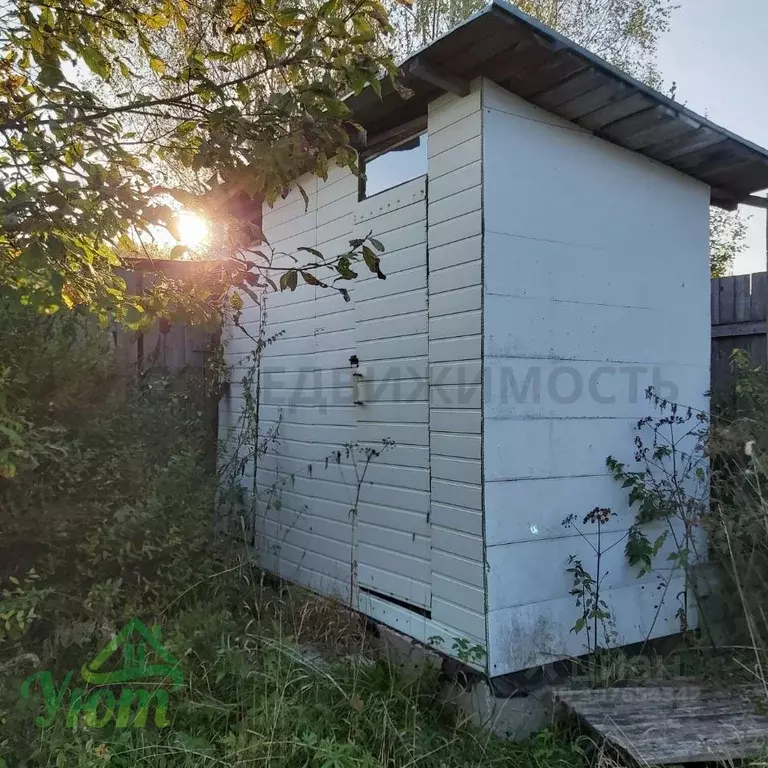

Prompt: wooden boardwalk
[{"left": 556, "top": 682, "right": 768, "bottom": 765}]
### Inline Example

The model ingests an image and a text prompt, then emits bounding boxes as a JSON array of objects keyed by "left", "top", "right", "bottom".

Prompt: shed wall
[
  {"left": 480, "top": 79, "right": 711, "bottom": 675},
  {"left": 426, "top": 83, "right": 486, "bottom": 648},
  {"left": 222, "top": 167, "right": 360, "bottom": 600},
  {"left": 352, "top": 176, "right": 432, "bottom": 611},
  {"left": 219, "top": 89, "right": 490, "bottom": 658}
]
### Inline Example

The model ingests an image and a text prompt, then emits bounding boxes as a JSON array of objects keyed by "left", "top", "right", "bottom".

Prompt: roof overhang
[{"left": 347, "top": 0, "right": 768, "bottom": 210}]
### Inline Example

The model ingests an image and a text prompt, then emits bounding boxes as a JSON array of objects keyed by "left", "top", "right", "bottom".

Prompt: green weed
[{"left": 0, "top": 299, "right": 589, "bottom": 768}]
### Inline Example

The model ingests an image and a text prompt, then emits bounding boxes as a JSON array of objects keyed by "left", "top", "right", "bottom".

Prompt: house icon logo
[
  {"left": 21, "top": 618, "right": 183, "bottom": 729},
  {"left": 81, "top": 617, "right": 183, "bottom": 689}
]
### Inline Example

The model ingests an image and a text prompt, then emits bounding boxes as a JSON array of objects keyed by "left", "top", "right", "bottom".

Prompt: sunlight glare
[{"left": 177, "top": 211, "right": 210, "bottom": 248}]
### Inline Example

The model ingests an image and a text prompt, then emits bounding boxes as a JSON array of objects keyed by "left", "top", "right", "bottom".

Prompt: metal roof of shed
[{"left": 347, "top": 0, "right": 768, "bottom": 209}]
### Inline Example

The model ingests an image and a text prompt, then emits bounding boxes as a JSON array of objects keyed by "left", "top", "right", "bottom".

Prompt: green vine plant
[
  {"left": 216, "top": 297, "right": 282, "bottom": 543},
  {"left": 450, "top": 637, "right": 487, "bottom": 666},
  {"left": 247, "top": 437, "right": 395, "bottom": 610},
  {"left": 216, "top": 273, "right": 397, "bottom": 611},
  {"left": 606, "top": 387, "right": 709, "bottom": 639},
  {"left": 426, "top": 635, "right": 487, "bottom": 667},
  {"left": 217, "top": 229, "right": 391, "bottom": 535},
  {"left": 562, "top": 507, "right": 622, "bottom": 665},
  {"left": 344, "top": 439, "right": 395, "bottom": 608},
  {"left": 563, "top": 387, "right": 710, "bottom": 677}
]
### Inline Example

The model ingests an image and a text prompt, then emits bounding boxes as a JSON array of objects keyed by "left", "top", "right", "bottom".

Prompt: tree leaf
[
  {"left": 229, "top": 0, "right": 250, "bottom": 29},
  {"left": 264, "top": 32, "right": 289, "bottom": 58},
  {"left": 81, "top": 46, "right": 112, "bottom": 79},
  {"left": 318, "top": 0, "right": 340, "bottom": 16},
  {"left": 347, "top": 68, "right": 369, "bottom": 95},
  {"left": 175, "top": 120, "right": 197, "bottom": 137},
  {"left": 297, "top": 246, "right": 325, "bottom": 261},
  {"left": 29, "top": 29, "right": 44, "bottom": 55},
  {"left": 335, "top": 256, "right": 357, "bottom": 281},
  {"left": 362, "top": 245, "right": 385, "bottom": 279},
  {"left": 279, "top": 270, "right": 298, "bottom": 291},
  {"left": 39, "top": 63, "right": 63, "bottom": 86},
  {"left": 300, "top": 270, "right": 321, "bottom": 286},
  {"left": 0, "top": 0, "right": 402, "bottom": 321}
]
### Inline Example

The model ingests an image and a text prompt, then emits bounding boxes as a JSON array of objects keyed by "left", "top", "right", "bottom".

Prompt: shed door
[{"left": 351, "top": 176, "right": 431, "bottom": 612}]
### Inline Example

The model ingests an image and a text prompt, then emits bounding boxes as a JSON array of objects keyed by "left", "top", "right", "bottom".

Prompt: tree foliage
[
  {"left": 710, "top": 207, "right": 749, "bottom": 278},
  {"left": 0, "top": 0, "right": 401, "bottom": 321},
  {"left": 385, "top": 0, "right": 674, "bottom": 82}
]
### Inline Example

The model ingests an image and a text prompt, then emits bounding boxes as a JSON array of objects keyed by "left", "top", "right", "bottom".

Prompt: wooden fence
[
  {"left": 113, "top": 264, "right": 766, "bottom": 389},
  {"left": 712, "top": 272, "right": 768, "bottom": 388},
  {"left": 114, "top": 260, "right": 219, "bottom": 377}
]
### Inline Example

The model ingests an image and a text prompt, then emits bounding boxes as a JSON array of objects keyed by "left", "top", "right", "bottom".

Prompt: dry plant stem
[
  {"left": 250, "top": 298, "right": 268, "bottom": 543},
  {"left": 347, "top": 449, "right": 376, "bottom": 609}
]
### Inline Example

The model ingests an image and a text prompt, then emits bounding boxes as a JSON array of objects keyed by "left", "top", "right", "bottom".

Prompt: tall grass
[
  {"left": 707, "top": 353, "right": 768, "bottom": 692},
  {"left": 1, "top": 579, "right": 590, "bottom": 768},
  {"left": 0, "top": 298, "right": 588, "bottom": 768}
]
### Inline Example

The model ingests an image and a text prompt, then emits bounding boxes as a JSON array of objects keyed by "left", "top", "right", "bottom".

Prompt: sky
[{"left": 654, "top": 0, "right": 768, "bottom": 275}]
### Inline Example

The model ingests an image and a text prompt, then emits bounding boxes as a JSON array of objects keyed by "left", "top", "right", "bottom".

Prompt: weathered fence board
[
  {"left": 712, "top": 272, "right": 767, "bottom": 389},
  {"left": 114, "top": 260, "right": 218, "bottom": 377}
]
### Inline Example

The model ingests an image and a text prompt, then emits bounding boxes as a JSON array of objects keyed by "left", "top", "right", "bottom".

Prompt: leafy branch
[{"left": 0, "top": 0, "right": 405, "bottom": 321}]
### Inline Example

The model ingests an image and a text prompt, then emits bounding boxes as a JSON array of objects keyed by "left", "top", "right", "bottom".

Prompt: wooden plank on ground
[{"left": 556, "top": 683, "right": 768, "bottom": 765}]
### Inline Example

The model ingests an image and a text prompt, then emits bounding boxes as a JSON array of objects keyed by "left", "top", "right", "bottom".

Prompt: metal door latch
[{"left": 350, "top": 355, "right": 364, "bottom": 405}]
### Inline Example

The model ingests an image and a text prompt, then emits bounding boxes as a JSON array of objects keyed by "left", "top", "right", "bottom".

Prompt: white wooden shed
[{"left": 219, "top": 0, "right": 768, "bottom": 677}]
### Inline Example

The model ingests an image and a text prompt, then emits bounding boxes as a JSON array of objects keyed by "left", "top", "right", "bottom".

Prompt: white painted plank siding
[
  {"left": 481, "top": 78, "right": 710, "bottom": 675},
  {"left": 218, "top": 74, "right": 711, "bottom": 679},
  {"left": 220, "top": 166, "right": 438, "bottom": 622},
  {"left": 352, "top": 176, "right": 432, "bottom": 609},
  {"left": 218, "top": 169, "right": 360, "bottom": 603},
  {"left": 427, "top": 82, "right": 486, "bottom": 647}
]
